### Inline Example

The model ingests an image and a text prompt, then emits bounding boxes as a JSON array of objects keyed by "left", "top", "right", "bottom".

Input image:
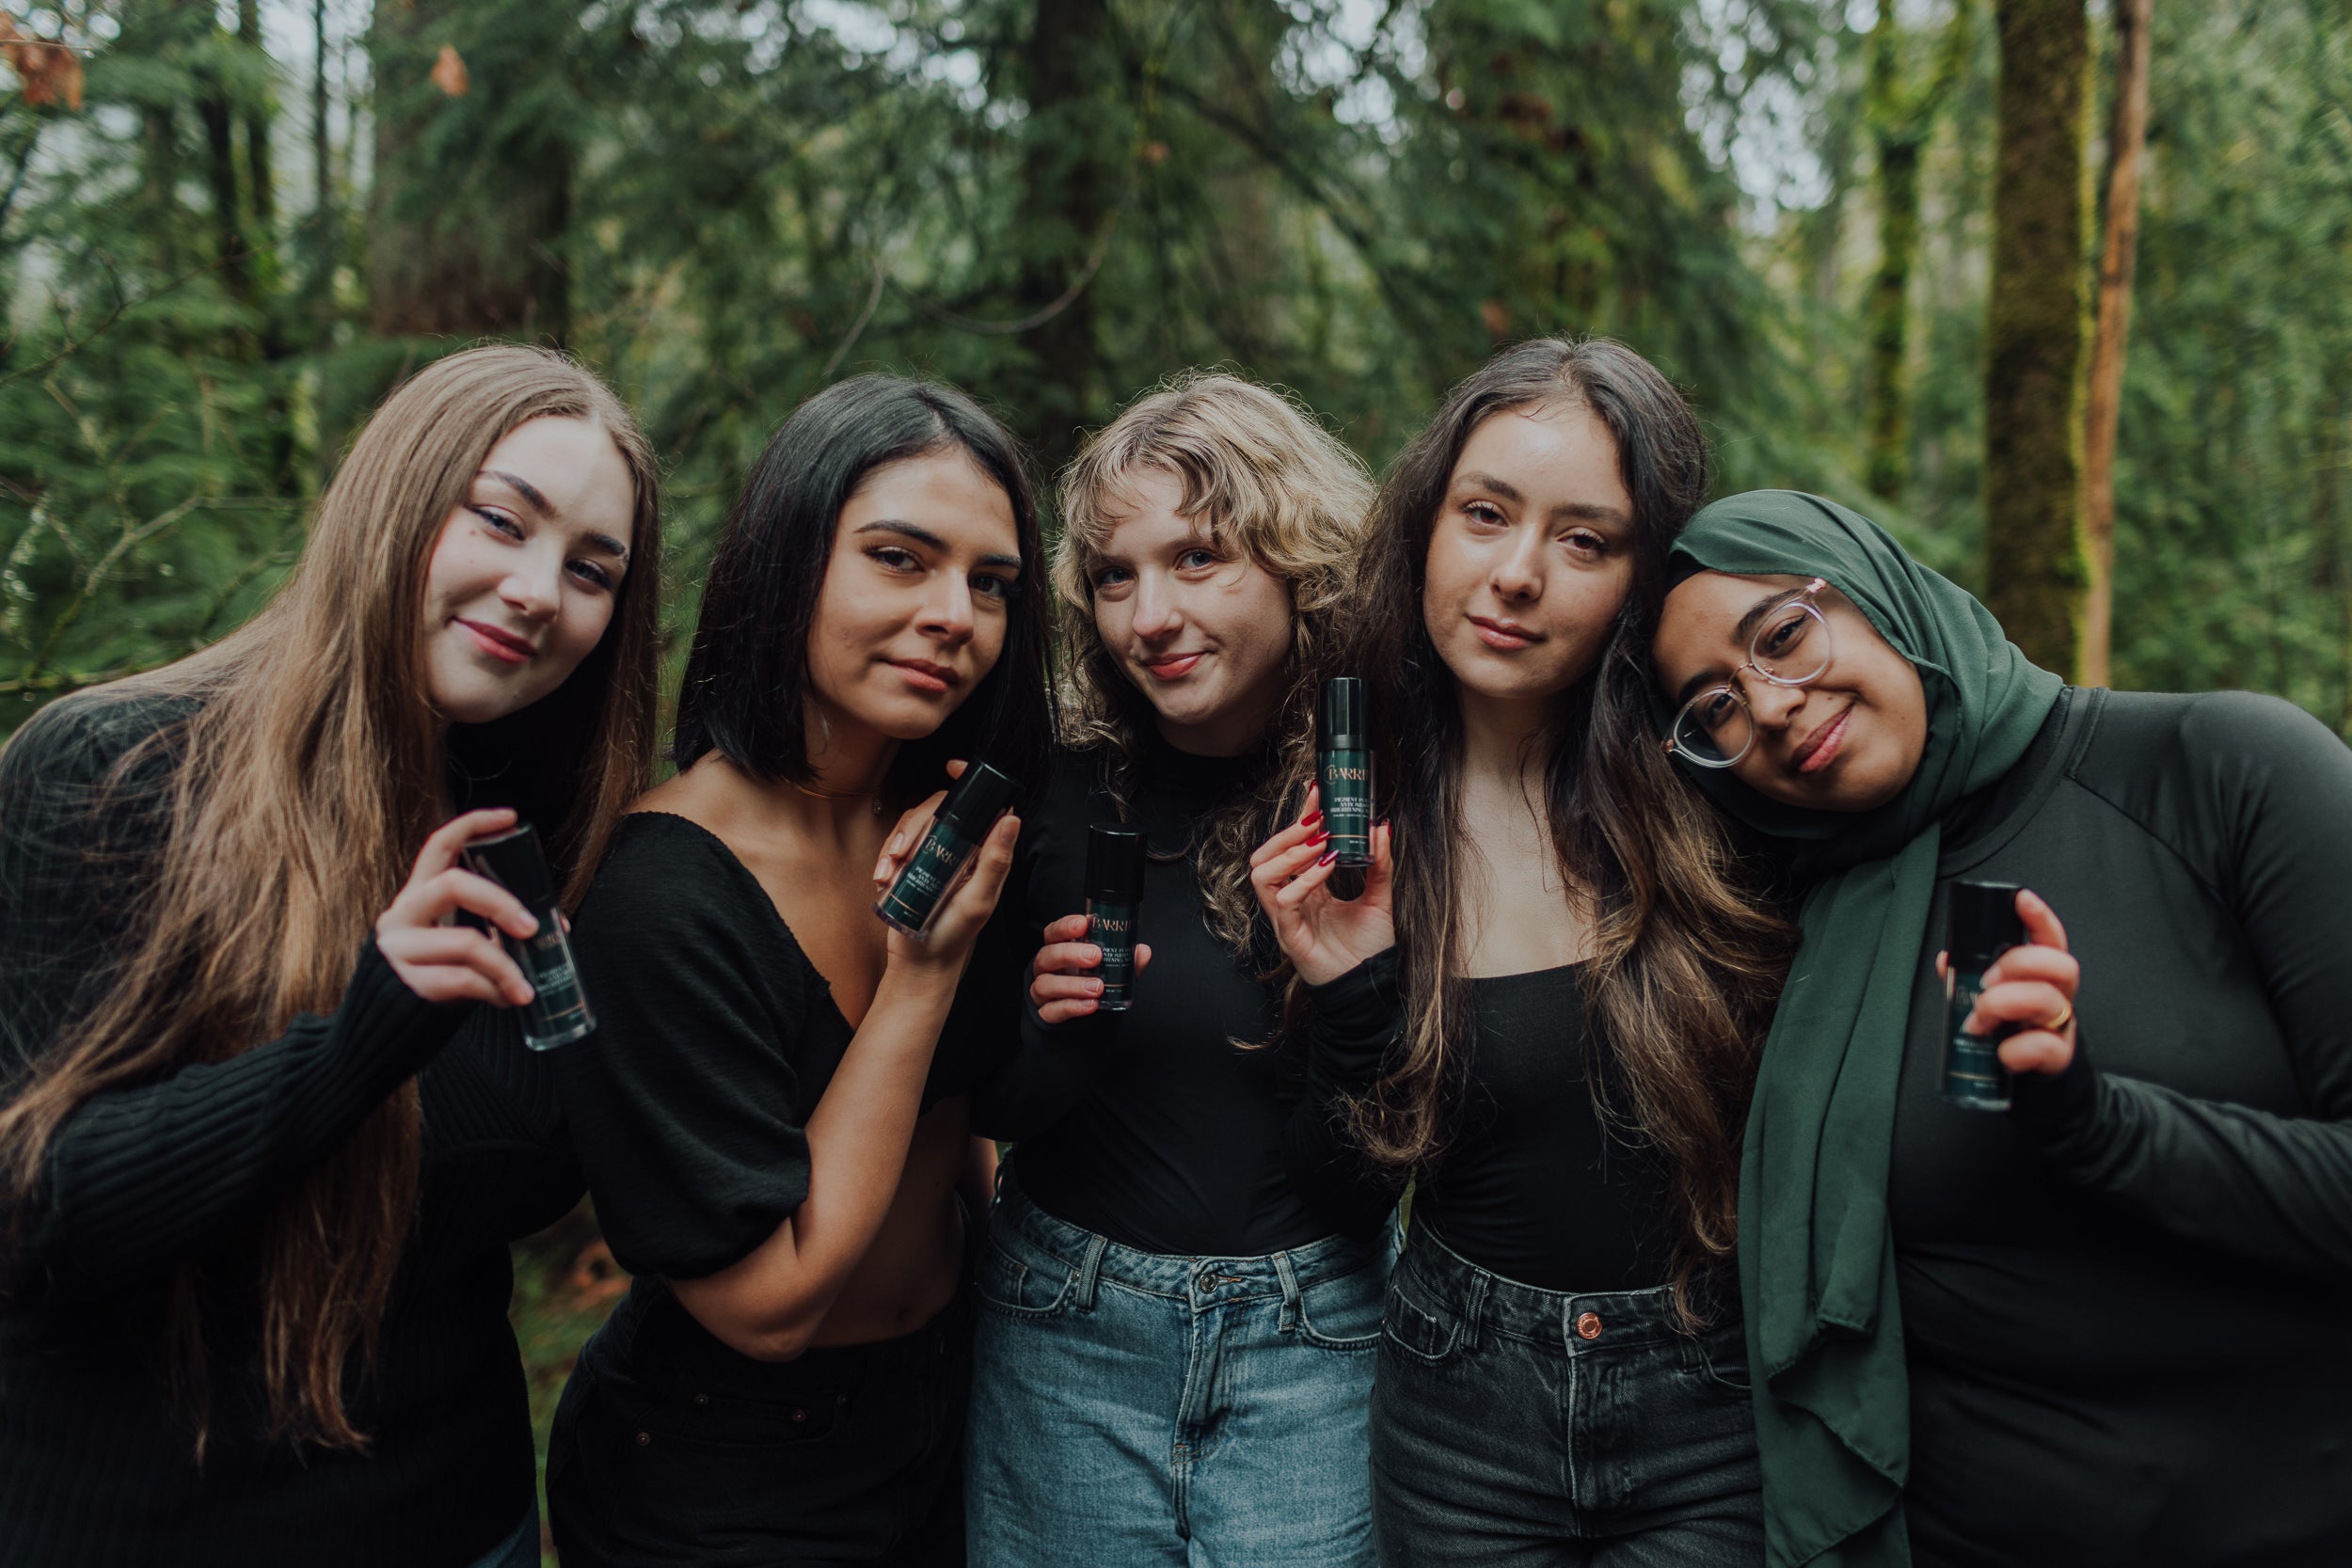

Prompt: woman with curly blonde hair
[{"left": 965, "top": 372, "right": 1383, "bottom": 1567}]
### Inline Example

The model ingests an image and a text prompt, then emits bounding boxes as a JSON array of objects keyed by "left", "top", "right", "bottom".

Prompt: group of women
[{"left": 0, "top": 336, "right": 2345, "bottom": 1568}]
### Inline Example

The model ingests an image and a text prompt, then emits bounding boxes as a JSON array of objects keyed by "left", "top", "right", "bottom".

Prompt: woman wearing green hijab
[{"left": 1646, "top": 489, "right": 2352, "bottom": 1568}]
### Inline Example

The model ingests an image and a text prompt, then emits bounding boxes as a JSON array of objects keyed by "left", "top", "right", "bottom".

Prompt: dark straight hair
[
  {"left": 672, "top": 373, "right": 1052, "bottom": 804},
  {"left": 1342, "top": 337, "right": 1794, "bottom": 1322}
]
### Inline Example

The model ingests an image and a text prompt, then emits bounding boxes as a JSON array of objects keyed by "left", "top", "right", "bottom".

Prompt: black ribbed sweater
[{"left": 0, "top": 691, "right": 582, "bottom": 1567}]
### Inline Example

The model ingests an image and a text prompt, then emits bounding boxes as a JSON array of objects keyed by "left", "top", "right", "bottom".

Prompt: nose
[
  {"left": 1130, "top": 572, "right": 1182, "bottom": 641},
  {"left": 499, "top": 547, "right": 564, "bottom": 624},
  {"left": 1490, "top": 527, "right": 1545, "bottom": 603},
  {"left": 916, "top": 571, "right": 977, "bottom": 647},
  {"left": 1744, "top": 672, "right": 1806, "bottom": 732}
]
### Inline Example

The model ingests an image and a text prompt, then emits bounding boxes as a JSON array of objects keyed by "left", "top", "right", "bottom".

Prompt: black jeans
[
  {"left": 1370, "top": 1227, "right": 1761, "bottom": 1567},
  {"left": 548, "top": 1277, "right": 971, "bottom": 1567}
]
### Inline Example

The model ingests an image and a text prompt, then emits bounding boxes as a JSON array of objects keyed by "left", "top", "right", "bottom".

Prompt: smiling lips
[
  {"left": 889, "top": 658, "right": 958, "bottom": 695},
  {"left": 1469, "top": 615, "right": 1542, "bottom": 651},
  {"left": 1141, "top": 650, "right": 1206, "bottom": 681},
  {"left": 457, "top": 618, "right": 536, "bottom": 666},
  {"left": 1791, "top": 704, "right": 1853, "bottom": 775}
]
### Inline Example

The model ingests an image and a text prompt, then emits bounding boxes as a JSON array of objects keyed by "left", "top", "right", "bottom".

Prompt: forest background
[{"left": 1, "top": 0, "right": 2345, "bottom": 1557}]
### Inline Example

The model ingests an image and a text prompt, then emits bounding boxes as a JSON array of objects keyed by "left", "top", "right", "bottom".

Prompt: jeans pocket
[
  {"left": 973, "top": 1236, "right": 1075, "bottom": 1319},
  {"left": 1378, "top": 1274, "right": 1463, "bottom": 1365},
  {"left": 1294, "top": 1259, "right": 1383, "bottom": 1351}
]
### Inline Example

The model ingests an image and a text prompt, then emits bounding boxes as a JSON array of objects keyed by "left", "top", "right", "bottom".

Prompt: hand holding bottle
[
  {"left": 1028, "top": 913, "right": 1156, "bottom": 1024},
  {"left": 1248, "top": 783, "right": 1395, "bottom": 988},
  {"left": 375, "top": 807, "right": 541, "bottom": 1006}
]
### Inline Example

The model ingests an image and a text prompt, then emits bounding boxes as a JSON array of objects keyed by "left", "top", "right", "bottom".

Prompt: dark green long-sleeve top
[{"left": 1887, "top": 686, "right": 2352, "bottom": 1567}]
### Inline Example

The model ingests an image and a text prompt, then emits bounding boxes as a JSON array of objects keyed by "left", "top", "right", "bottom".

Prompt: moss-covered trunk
[
  {"left": 1013, "top": 0, "right": 1117, "bottom": 475},
  {"left": 1984, "top": 0, "right": 2092, "bottom": 671}
]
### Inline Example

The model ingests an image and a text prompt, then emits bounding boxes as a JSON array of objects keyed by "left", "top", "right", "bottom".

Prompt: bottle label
[
  {"left": 1089, "top": 899, "right": 1139, "bottom": 1005},
  {"left": 507, "top": 916, "right": 595, "bottom": 1049},
  {"left": 879, "top": 826, "right": 978, "bottom": 933},
  {"left": 1942, "top": 970, "right": 2013, "bottom": 1110},
  {"left": 1319, "top": 748, "right": 1374, "bottom": 867}
]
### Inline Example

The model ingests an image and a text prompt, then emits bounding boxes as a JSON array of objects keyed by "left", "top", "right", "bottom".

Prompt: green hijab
[{"left": 1664, "top": 492, "right": 2061, "bottom": 1567}]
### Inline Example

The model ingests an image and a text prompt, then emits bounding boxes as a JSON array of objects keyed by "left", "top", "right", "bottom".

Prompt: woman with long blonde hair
[
  {"left": 0, "top": 345, "right": 662, "bottom": 1568},
  {"left": 963, "top": 372, "right": 1386, "bottom": 1567}
]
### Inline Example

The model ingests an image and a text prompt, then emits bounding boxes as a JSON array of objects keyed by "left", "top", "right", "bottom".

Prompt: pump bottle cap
[
  {"left": 1318, "top": 677, "right": 1369, "bottom": 752},
  {"left": 1086, "top": 824, "right": 1148, "bottom": 900},
  {"left": 1946, "top": 880, "right": 2026, "bottom": 969},
  {"left": 465, "top": 822, "right": 559, "bottom": 910},
  {"left": 933, "top": 761, "right": 1023, "bottom": 838}
]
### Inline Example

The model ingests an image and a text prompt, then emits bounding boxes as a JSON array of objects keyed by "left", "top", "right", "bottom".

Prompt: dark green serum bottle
[
  {"left": 1942, "top": 879, "right": 2025, "bottom": 1111},
  {"left": 875, "top": 762, "right": 1022, "bottom": 939},
  {"left": 1316, "top": 677, "right": 1375, "bottom": 870},
  {"left": 463, "top": 823, "right": 595, "bottom": 1051},
  {"left": 1085, "top": 824, "right": 1147, "bottom": 1012}
]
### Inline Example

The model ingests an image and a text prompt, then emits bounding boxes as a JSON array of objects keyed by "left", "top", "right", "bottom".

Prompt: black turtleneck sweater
[
  {"left": 970, "top": 737, "right": 1341, "bottom": 1258},
  {"left": 0, "top": 691, "right": 581, "bottom": 1568}
]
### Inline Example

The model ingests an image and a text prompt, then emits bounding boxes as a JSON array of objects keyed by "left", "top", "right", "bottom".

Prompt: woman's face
[
  {"left": 1421, "top": 401, "right": 1637, "bottom": 712},
  {"left": 1086, "top": 465, "right": 1295, "bottom": 756},
  {"left": 422, "top": 415, "right": 636, "bottom": 727},
  {"left": 805, "top": 448, "right": 1024, "bottom": 744},
  {"left": 1653, "top": 570, "right": 1929, "bottom": 812}
]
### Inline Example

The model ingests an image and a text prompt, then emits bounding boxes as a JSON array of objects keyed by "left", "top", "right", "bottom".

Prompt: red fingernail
[
  {"left": 1306, "top": 830, "right": 1329, "bottom": 847},
  {"left": 1301, "top": 809, "right": 1323, "bottom": 827},
  {"left": 1317, "top": 849, "right": 1337, "bottom": 866}
]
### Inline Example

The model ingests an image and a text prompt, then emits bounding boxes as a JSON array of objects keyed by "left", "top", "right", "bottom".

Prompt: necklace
[{"left": 790, "top": 775, "right": 887, "bottom": 815}]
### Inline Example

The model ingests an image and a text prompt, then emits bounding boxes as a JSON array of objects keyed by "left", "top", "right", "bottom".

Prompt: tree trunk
[
  {"left": 238, "top": 0, "right": 274, "bottom": 231},
  {"left": 366, "top": 0, "right": 572, "bottom": 341},
  {"left": 2078, "top": 0, "right": 2153, "bottom": 688},
  {"left": 1012, "top": 0, "right": 1114, "bottom": 475},
  {"left": 1984, "top": 0, "right": 2092, "bottom": 672}
]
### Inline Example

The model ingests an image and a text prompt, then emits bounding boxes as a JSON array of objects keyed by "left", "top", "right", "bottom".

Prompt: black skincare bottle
[
  {"left": 1317, "top": 677, "right": 1375, "bottom": 870},
  {"left": 876, "top": 762, "right": 1023, "bottom": 939},
  {"left": 1085, "top": 824, "right": 1147, "bottom": 1012},
  {"left": 464, "top": 823, "right": 596, "bottom": 1050},
  {"left": 1942, "top": 879, "right": 2025, "bottom": 1111}
]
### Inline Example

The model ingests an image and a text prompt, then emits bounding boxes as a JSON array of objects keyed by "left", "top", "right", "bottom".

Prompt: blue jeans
[
  {"left": 1371, "top": 1227, "right": 1761, "bottom": 1567},
  {"left": 965, "top": 1174, "right": 1383, "bottom": 1567}
]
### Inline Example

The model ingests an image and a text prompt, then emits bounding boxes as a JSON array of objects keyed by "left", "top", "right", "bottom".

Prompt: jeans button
[{"left": 1575, "top": 1311, "right": 1603, "bottom": 1341}]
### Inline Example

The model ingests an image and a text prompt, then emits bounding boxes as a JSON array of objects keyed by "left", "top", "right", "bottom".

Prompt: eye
[
  {"left": 1462, "top": 499, "right": 1506, "bottom": 530},
  {"left": 867, "top": 545, "right": 923, "bottom": 574},
  {"left": 1176, "top": 547, "right": 1219, "bottom": 571},
  {"left": 469, "top": 505, "right": 523, "bottom": 540},
  {"left": 1759, "top": 609, "right": 1813, "bottom": 658},
  {"left": 1562, "top": 530, "right": 1608, "bottom": 557},
  {"left": 1091, "top": 564, "right": 1134, "bottom": 592},
  {"left": 1697, "top": 689, "right": 1741, "bottom": 732},
  {"left": 567, "top": 559, "right": 615, "bottom": 593},
  {"left": 972, "top": 572, "right": 1020, "bottom": 603}
]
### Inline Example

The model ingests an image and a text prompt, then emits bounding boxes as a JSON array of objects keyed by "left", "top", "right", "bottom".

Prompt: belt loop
[
  {"left": 1461, "top": 1265, "right": 1490, "bottom": 1354},
  {"left": 1272, "top": 1251, "right": 1303, "bottom": 1335},
  {"left": 1073, "top": 1234, "right": 1108, "bottom": 1314}
]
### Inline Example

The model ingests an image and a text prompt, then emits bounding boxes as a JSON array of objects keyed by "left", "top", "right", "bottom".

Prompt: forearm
[
  {"left": 14, "top": 941, "right": 462, "bottom": 1303},
  {"left": 671, "top": 963, "right": 958, "bottom": 1358},
  {"left": 2016, "top": 1047, "right": 2352, "bottom": 1276}
]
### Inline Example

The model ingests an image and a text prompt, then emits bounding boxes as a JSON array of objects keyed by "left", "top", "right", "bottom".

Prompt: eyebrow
[
  {"left": 854, "top": 518, "right": 1023, "bottom": 573},
  {"left": 1452, "top": 471, "right": 1633, "bottom": 527},
  {"left": 479, "top": 468, "right": 629, "bottom": 562},
  {"left": 1672, "top": 585, "right": 1810, "bottom": 705}
]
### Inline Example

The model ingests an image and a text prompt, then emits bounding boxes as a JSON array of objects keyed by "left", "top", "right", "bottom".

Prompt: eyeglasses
[{"left": 1663, "top": 578, "right": 1833, "bottom": 769}]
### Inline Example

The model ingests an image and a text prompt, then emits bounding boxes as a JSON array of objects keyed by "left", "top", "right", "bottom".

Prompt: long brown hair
[
  {"left": 1344, "top": 338, "right": 1792, "bottom": 1318},
  {"left": 1054, "top": 372, "right": 1373, "bottom": 953},
  {"left": 0, "top": 345, "right": 663, "bottom": 1451}
]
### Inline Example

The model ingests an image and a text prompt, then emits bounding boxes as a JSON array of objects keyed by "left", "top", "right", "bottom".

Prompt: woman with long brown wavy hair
[
  {"left": 1251, "top": 338, "right": 1792, "bottom": 1565},
  {"left": 0, "top": 344, "right": 662, "bottom": 1568}
]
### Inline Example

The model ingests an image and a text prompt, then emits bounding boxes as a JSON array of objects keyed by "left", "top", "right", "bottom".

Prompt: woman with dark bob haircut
[{"left": 546, "top": 373, "right": 1051, "bottom": 1565}]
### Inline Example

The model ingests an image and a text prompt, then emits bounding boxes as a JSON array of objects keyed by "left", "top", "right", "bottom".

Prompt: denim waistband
[
  {"left": 1396, "top": 1223, "right": 1732, "bottom": 1352},
  {"left": 993, "top": 1169, "right": 1375, "bottom": 1309}
]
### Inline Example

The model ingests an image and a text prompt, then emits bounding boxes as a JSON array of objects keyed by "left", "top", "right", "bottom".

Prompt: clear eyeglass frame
[{"left": 1663, "top": 577, "right": 1835, "bottom": 769}]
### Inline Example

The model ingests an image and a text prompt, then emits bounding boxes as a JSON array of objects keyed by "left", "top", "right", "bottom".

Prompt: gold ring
[{"left": 2042, "top": 999, "right": 2074, "bottom": 1034}]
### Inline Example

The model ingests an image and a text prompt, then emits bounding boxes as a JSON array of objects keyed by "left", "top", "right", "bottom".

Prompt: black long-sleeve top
[
  {"left": 969, "top": 739, "right": 1342, "bottom": 1257},
  {"left": 0, "top": 692, "right": 582, "bottom": 1567},
  {"left": 1288, "top": 954, "right": 1676, "bottom": 1291},
  {"left": 1883, "top": 687, "right": 2352, "bottom": 1567}
]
